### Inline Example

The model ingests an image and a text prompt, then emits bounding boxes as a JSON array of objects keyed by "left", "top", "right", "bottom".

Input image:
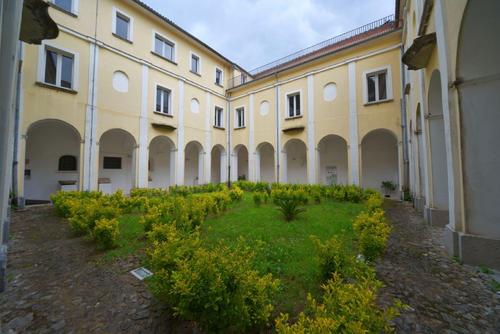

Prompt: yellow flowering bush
[
  {"left": 353, "top": 209, "right": 391, "bottom": 262},
  {"left": 229, "top": 185, "right": 244, "bottom": 201},
  {"left": 93, "top": 218, "right": 120, "bottom": 249}
]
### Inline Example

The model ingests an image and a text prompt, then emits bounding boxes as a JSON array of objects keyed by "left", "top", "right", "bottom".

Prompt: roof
[{"left": 130, "top": 0, "right": 247, "bottom": 72}]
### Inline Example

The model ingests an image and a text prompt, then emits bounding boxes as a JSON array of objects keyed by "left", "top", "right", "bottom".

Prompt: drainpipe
[
  {"left": 227, "top": 95, "right": 231, "bottom": 187},
  {"left": 275, "top": 76, "right": 280, "bottom": 184},
  {"left": 12, "top": 42, "right": 23, "bottom": 208},
  {"left": 400, "top": 45, "right": 410, "bottom": 197}
]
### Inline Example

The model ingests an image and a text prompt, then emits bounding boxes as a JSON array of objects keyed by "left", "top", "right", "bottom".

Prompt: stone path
[
  {"left": 378, "top": 201, "right": 500, "bottom": 333},
  {"left": 1, "top": 202, "right": 499, "bottom": 333}
]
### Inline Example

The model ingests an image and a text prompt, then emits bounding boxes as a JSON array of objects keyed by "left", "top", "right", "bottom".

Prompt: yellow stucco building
[{"left": 12, "top": 0, "right": 500, "bottom": 268}]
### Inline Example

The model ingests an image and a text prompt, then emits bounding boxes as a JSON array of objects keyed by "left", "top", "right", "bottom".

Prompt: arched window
[{"left": 58, "top": 155, "right": 77, "bottom": 171}]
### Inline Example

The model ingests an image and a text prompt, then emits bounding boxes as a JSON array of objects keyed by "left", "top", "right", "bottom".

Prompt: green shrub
[
  {"left": 353, "top": 209, "right": 391, "bottom": 262},
  {"left": 272, "top": 189, "right": 307, "bottom": 222},
  {"left": 365, "top": 193, "right": 384, "bottom": 213},
  {"left": 229, "top": 185, "right": 244, "bottom": 201},
  {"left": 275, "top": 273, "right": 400, "bottom": 333},
  {"left": 311, "top": 236, "right": 355, "bottom": 281},
  {"left": 148, "top": 235, "right": 280, "bottom": 332},
  {"left": 253, "top": 191, "right": 269, "bottom": 206},
  {"left": 93, "top": 218, "right": 119, "bottom": 249}
]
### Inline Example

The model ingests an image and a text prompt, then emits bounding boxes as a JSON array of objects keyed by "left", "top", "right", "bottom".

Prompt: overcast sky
[{"left": 142, "top": 0, "right": 395, "bottom": 71}]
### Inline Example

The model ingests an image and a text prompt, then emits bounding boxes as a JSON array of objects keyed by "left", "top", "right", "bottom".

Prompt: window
[
  {"left": 191, "top": 53, "right": 200, "bottom": 74},
  {"left": 214, "top": 106, "right": 224, "bottom": 128},
  {"left": 58, "top": 155, "right": 77, "bottom": 171},
  {"left": 103, "top": 157, "right": 122, "bottom": 169},
  {"left": 43, "top": 48, "right": 75, "bottom": 89},
  {"left": 155, "top": 86, "right": 171, "bottom": 115},
  {"left": 241, "top": 74, "right": 247, "bottom": 84},
  {"left": 235, "top": 107, "right": 245, "bottom": 128},
  {"left": 215, "top": 68, "right": 223, "bottom": 86},
  {"left": 366, "top": 70, "right": 388, "bottom": 103},
  {"left": 53, "top": 0, "right": 73, "bottom": 13},
  {"left": 113, "top": 8, "right": 132, "bottom": 41},
  {"left": 287, "top": 92, "right": 301, "bottom": 118},
  {"left": 154, "top": 34, "right": 175, "bottom": 62}
]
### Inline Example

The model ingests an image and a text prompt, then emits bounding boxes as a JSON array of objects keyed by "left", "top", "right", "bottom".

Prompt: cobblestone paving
[
  {"left": 1, "top": 203, "right": 499, "bottom": 333},
  {"left": 378, "top": 201, "right": 500, "bottom": 333}
]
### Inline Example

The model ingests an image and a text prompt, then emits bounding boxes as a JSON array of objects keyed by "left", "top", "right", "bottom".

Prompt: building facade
[{"left": 12, "top": 0, "right": 499, "bottom": 268}]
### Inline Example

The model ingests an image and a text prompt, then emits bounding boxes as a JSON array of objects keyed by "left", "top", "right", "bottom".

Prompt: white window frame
[
  {"left": 50, "top": 0, "right": 79, "bottom": 15},
  {"left": 152, "top": 30, "right": 177, "bottom": 63},
  {"left": 112, "top": 7, "right": 134, "bottom": 42},
  {"left": 154, "top": 84, "right": 173, "bottom": 116},
  {"left": 189, "top": 51, "right": 201, "bottom": 75},
  {"left": 215, "top": 67, "right": 224, "bottom": 86},
  {"left": 285, "top": 90, "right": 302, "bottom": 119},
  {"left": 362, "top": 65, "right": 393, "bottom": 105},
  {"left": 234, "top": 106, "right": 245, "bottom": 129},
  {"left": 37, "top": 42, "right": 79, "bottom": 91},
  {"left": 214, "top": 105, "right": 224, "bottom": 128}
]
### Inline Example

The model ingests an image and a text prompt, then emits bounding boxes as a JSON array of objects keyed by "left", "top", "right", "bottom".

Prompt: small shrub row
[
  {"left": 234, "top": 181, "right": 271, "bottom": 193},
  {"left": 252, "top": 191, "right": 269, "bottom": 206},
  {"left": 353, "top": 208, "right": 391, "bottom": 262}
]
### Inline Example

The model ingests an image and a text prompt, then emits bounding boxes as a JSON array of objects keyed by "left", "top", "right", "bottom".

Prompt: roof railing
[{"left": 228, "top": 14, "right": 397, "bottom": 89}]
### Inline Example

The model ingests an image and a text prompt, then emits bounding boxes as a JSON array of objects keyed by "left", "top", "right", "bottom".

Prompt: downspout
[
  {"left": 227, "top": 94, "right": 231, "bottom": 187},
  {"left": 275, "top": 74, "right": 280, "bottom": 183},
  {"left": 12, "top": 42, "right": 23, "bottom": 208},
  {"left": 87, "top": 0, "right": 99, "bottom": 190},
  {"left": 400, "top": 45, "right": 409, "bottom": 197}
]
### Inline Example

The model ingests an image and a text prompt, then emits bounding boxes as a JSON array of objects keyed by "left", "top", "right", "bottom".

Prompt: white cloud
[{"left": 141, "top": 0, "right": 395, "bottom": 70}]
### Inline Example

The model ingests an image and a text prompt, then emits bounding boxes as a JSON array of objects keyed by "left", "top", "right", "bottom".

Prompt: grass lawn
[
  {"left": 101, "top": 192, "right": 365, "bottom": 316},
  {"left": 201, "top": 193, "right": 365, "bottom": 315}
]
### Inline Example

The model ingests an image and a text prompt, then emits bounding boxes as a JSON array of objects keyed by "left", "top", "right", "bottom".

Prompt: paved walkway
[
  {"left": 378, "top": 201, "right": 500, "bottom": 333},
  {"left": 0, "top": 202, "right": 499, "bottom": 333}
]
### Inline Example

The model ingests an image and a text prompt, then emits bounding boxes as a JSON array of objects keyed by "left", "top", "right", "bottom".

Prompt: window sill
[
  {"left": 215, "top": 82, "right": 224, "bottom": 88},
  {"left": 285, "top": 115, "right": 303, "bottom": 120},
  {"left": 48, "top": 3, "right": 77, "bottom": 17},
  {"left": 213, "top": 126, "right": 225, "bottom": 130},
  {"left": 112, "top": 33, "right": 133, "bottom": 44},
  {"left": 36, "top": 81, "right": 77, "bottom": 94},
  {"left": 56, "top": 170, "right": 78, "bottom": 173},
  {"left": 153, "top": 111, "right": 173, "bottom": 118},
  {"left": 151, "top": 51, "right": 177, "bottom": 66},
  {"left": 190, "top": 70, "right": 201, "bottom": 77},
  {"left": 234, "top": 126, "right": 246, "bottom": 130},
  {"left": 364, "top": 98, "right": 393, "bottom": 106}
]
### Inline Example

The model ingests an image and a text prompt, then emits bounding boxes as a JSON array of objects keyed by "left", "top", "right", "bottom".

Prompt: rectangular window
[
  {"left": 215, "top": 68, "right": 223, "bottom": 85},
  {"left": 103, "top": 157, "right": 122, "bottom": 169},
  {"left": 366, "top": 70, "right": 388, "bottom": 103},
  {"left": 43, "top": 48, "right": 75, "bottom": 89},
  {"left": 241, "top": 74, "right": 247, "bottom": 84},
  {"left": 154, "top": 34, "right": 174, "bottom": 61},
  {"left": 235, "top": 107, "right": 245, "bottom": 128},
  {"left": 191, "top": 54, "right": 200, "bottom": 74},
  {"left": 155, "top": 86, "right": 171, "bottom": 115},
  {"left": 115, "top": 12, "right": 130, "bottom": 40},
  {"left": 214, "top": 106, "right": 223, "bottom": 128},
  {"left": 54, "top": 0, "right": 72, "bottom": 12},
  {"left": 287, "top": 93, "right": 301, "bottom": 118}
]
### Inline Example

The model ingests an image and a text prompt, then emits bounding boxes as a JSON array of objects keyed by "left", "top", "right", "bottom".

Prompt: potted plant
[{"left": 381, "top": 181, "right": 397, "bottom": 198}]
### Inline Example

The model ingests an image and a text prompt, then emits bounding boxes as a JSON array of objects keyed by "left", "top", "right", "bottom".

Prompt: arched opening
[
  {"left": 457, "top": 0, "right": 500, "bottom": 238},
  {"left": 149, "top": 136, "right": 176, "bottom": 189},
  {"left": 184, "top": 141, "right": 204, "bottom": 186},
  {"left": 428, "top": 70, "right": 449, "bottom": 214},
  {"left": 211, "top": 145, "right": 226, "bottom": 184},
  {"left": 233, "top": 145, "right": 249, "bottom": 181},
  {"left": 317, "top": 135, "right": 348, "bottom": 185},
  {"left": 256, "top": 142, "right": 275, "bottom": 183},
  {"left": 283, "top": 139, "right": 307, "bottom": 184},
  {"left": 98, "top": 129, "right": 136, "bottom": 194},
  {"left": 25, "top": 119, "right": 81, "bottom": 202},
  {"left": 361, "top": 129, "right": 398, "bottom": 195}
]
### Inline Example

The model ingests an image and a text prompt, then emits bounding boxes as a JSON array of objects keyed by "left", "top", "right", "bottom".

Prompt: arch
[
  {"left": 317, "top": 134, "right": 348, "bottom": 185},
  {"left": 25, "top": 119, "right": 82, "bottom": 201},
  {"left": 98, "top": 128, "right": 137, "bottom": 194},
  {"left": 361, "top": 128, "right": 398, "bottom": 195},
  {"left": 184, "top": 141, "right": 204, "bottom": 186},
  {"left": 457, "top": 0, "right": 500, "bottom": 238},
  {"left": 427, "top": 70, "right": 449, "bottom": 213},
  {"left": 256, "top": 142, "right": 275, "bottom": 183},
  {"left": 211, "top": 144, "right": 226, "bottom": 184},
  {"left": 233, "top": 144, "right": 249, "bottom": 181},
  {"left": 283, "top": 138, "right": 307, "bottom": 184},
  {"left": 149, "top": 135, "right": 176, "bottom": 189}
]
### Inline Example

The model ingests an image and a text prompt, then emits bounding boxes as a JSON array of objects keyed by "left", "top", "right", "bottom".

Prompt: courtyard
[{"left": 1, "top": 185, "right": 499, "bottom": 333}]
